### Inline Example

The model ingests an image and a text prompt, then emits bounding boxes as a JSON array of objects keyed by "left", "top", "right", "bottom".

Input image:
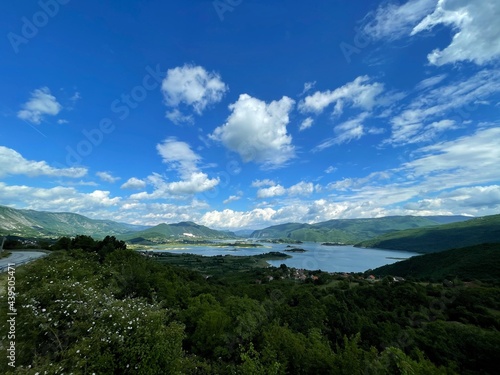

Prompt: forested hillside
[
  {"left": 371, "top": 243, "right": 500, "bottom": 282},
  {"left": 250, "top": 215, "right": 469, "bottom": 243},
  {"left": 1, "top": 238, "right": 499, "bottom": 374},
  {"left": 357, "top": 214, "right": 500, "bottom": 252},
  {"left": 0, "top": 205, "right": 147, "bottom": 238}
]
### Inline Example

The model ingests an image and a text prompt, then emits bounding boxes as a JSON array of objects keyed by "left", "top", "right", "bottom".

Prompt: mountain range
[
  {"left": 249, "top": 215, "right": 470, "bottom": 243},
  {"left": 0, "top": 205, "right": 147, "bottom": 238},
  {"left": 2, "top": 205, "right": 497, "bottom": 253}
]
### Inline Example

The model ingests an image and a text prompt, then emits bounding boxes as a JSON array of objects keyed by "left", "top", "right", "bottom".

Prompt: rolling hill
[
  {"left": 0, "top": 205, "right": 147, "bottom": 238},
  {"left": 369, "top": 243, "right": 500, "bottom": 282},
  {"left": 357, "top": 214, "right": 500, "bottom": 253},
  {"left": 118, "top": 222, "right": 237, "bottom": 242},
  {"left": 250, "top": 215, "right": 470, "bottom": 243}
]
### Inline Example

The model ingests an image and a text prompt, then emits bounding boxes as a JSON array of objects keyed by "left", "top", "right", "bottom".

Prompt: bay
[{"left": 158, "top": 242, "right": 419, "bottom": 273}]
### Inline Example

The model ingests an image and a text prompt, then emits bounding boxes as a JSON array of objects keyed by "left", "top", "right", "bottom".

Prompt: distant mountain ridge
[
  {"left": 0, "top": 205, "right": 148, "bottom": 238},
  {"left": 0, "top": 205, "right": 236, "bottom": 241},
  {"left": 118, "top": 222, "right": 237, "bottom": 242},
  {"left": 250, "top": 215, "right": 471, "bottom": 244},
  {"left": 357, "top": 214, "right": 500, "bottom": 253}
]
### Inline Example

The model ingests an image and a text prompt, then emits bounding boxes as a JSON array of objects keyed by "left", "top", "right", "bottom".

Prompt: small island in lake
[
  {"left": 284, "top": 247, "right": 307, "bottom": 253},
  {"left": 321, "top": 242, "right": 348, "bottom": 246}
]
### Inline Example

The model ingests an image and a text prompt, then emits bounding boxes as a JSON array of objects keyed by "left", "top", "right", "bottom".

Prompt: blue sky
[{"left": 1, "top": 0, "right": 500, "bottom": 230}]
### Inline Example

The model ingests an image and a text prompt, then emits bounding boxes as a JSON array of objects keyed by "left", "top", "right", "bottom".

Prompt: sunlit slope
[
  {"left": 0, "top": 205, "right": 147, "bottom": 238},
  {"left": 250, "top": 215, "right": 469, "bottom": 243}
]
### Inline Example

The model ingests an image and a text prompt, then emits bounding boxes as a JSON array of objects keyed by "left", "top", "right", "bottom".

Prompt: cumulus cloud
[
  {"left": 157, "top": 137, "right": 202, "bottom": 178},
  {"left": 210, "top": 94, "right": 296, "bottom": 168},
  {"left": 299, "top": 76, "right": 385, "bottom": 116},
  {"left": 257, "top": 185, "right": 287, "bottom": 198},
  {"left": 0, "top": 182, "right": 120, "bottom": 214},
  {"left": 17, "top": 87, "right": 62, "bottom": 124},
  {"left": 288, "top": 181, "right": 315, "bottom": 196},
  {"left": 162, "top": 64, "right": 227, "bottom": 124},
  {"left": 96, "top": 171, "right": 120, "bottom": 183},
  {"left": 256, "top": 181, "right": 315, "bottom": 199},
  {"left": 129, "top": 138, "right": 219, "bottom": 198},
  {"left": 251, "top": 179, "right": 276, "bottom": 188},
  {"left": 411, "top": 0, "right": 500, "bottom": 65},
  {"left": 121, "top": 177, "right": 147, "bottom": 190},
  {"left": 0, "top": 146, "right": 87, "bottom": 178}
]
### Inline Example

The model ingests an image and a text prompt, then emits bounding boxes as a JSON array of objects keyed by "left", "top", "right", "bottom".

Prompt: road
[{"left": 0, "top": 250, "right": 48, "bottom": 272}]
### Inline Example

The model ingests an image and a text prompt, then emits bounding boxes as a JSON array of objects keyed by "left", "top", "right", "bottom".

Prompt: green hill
[
  {"left": 250, "top": 215, "right": 470, "bottom": 243},
  {"left": 0, "top": 205, "right": 147, "bottom": 238},
  {"left": 370, "top": 243, "right": 500, "bottom": 282},
  {"left": 118, "top": 221, "right": 237, "bottom": 242},
  {"left": 357, "top": 214, "right": 500, "bottom": 252}
]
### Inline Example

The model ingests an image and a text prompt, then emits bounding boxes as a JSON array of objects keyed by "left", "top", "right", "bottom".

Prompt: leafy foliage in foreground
[
  {"left": 1, "top": 237, "right": 499, "bottom": 374},
  {"left": 371, "top": 243, "right": 500, "bottom": 282},
  {"left": 357, "top": 214, "right": 500, "bottom": 252}
]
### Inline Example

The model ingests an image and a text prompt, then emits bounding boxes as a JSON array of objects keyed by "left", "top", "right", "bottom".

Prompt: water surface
[{"left": 158, "top": 242, "right": 419, "bottom": 273}]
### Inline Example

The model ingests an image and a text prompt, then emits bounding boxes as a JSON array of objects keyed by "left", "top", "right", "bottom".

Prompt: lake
[{"left": 158, "top": 242, "right": 419, "bottom": 273}]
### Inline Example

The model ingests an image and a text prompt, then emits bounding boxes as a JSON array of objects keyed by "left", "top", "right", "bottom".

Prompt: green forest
[{"left": 1, "top": 236, "right": 499, "bottom": 374}]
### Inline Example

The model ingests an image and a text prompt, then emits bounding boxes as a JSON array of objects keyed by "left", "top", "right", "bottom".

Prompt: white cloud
[
  {"left": 299, "top": 117, "right": 314, "bottom": 131},
  {"left": 162, "top": 64, "right": 227, "bottom": 123},
  {"left": 17, "top": 87, "right": 62, "bottom": 124},
  {"left": 0, "top": 146, "right": 87, "bottom": 178},
  {"left": 0, "top": 183, "right": 120, "bottom": 214},
  {"left": 251, "top": 179, "right": 276, "bottom": 188},
  {"left": 257, "top": 185, "right": 287, "bottom": 198},
  {"left": 165, "top": 109, "right": 194, "bottom": 125},
  {"left": 325, "top": 166, "right": 337, "bottom": 174},
  {"left": 121, "top": 177, "right": 147, "bottom": 190},
  {"left": 288, "top": 181, "right": 315, "bottom": 196},
  {"left": 210, "top": 94, "right": 296, "bottom": 168},
  {"left": 388, "top": 69, "right": 500, "bottom": 144},
  {"left": 362, "top": 0, "right": 437, "bottom": 41},
  {"left": 129, "top": 138, "right": 220, "bottom": 198},
  {"left": 96, "top": 171, "right": 120, "bottom": 183},
  {"left": 405, "top": 127, "right": 500, "bottom": 184},
  {"left": 57, "top": 119, "right": 69, "bottom": 124},
  {"left": 315, "top": 112, "right": 369, "bottom": 151},
  {"left": 412, "top": 0, "right": 500, "bottom": 65},
  {"left": 256, "top": 181, "right": 315, "bottom": 199},
  {"left": 156, "top": 137, "right": 202, "bottom": 178},
  {"left": 223, "top": 194, "right": 242, "bottom": 204},
  {"left": 415, "top": 74, "right": 447, "bottom": 91},
  {"left": 299, "top": 76, "right": 385, "bottom": 116},
  {"left": 299, "top": 81, "right": 316, "bottom": 96}
]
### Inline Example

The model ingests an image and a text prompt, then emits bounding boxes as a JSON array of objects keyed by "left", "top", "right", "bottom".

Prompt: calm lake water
[{"left": 158, "top": 242, "right": 419, "bottom": 273}]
